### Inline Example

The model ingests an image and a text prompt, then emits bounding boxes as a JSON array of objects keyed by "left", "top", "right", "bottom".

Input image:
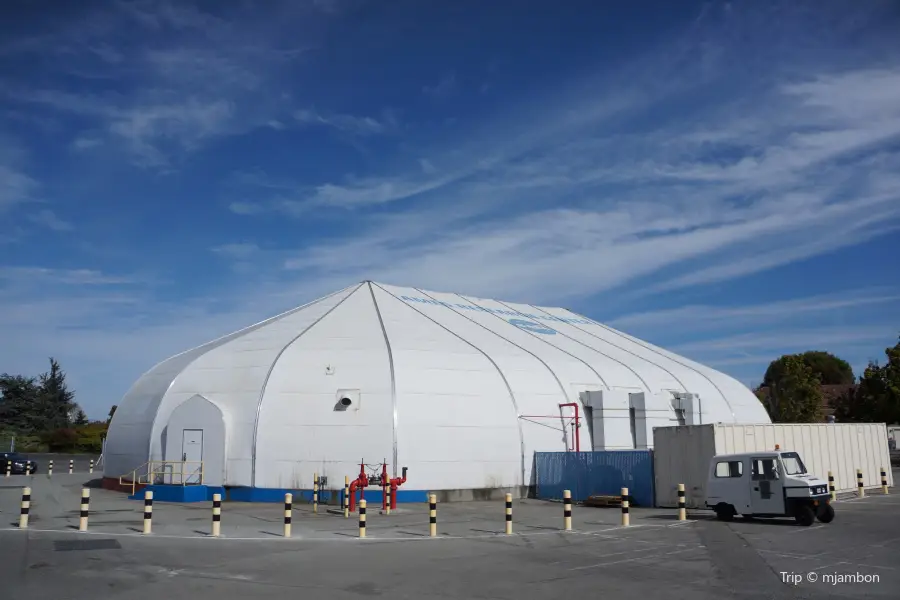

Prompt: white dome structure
[{"left": 104, "top": 281, "right": 769, "bottom": 501}]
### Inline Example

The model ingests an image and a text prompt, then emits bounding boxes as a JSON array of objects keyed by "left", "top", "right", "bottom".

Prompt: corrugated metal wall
[{"left": 534, "top": 450, "right": 655, "bottom": 507}]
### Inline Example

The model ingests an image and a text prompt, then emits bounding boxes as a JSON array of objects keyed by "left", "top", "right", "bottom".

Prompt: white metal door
[
  {"left": 749, "top": 457, "right": 783, "bottom": 515},
  {"left": 181, "top": 429, "right": 203, "bottom": 484}
]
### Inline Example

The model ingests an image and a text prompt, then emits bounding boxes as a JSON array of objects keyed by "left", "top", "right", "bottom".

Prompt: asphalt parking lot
[{"left": 1, "top": 471, "right": 898, "bottom": 600}]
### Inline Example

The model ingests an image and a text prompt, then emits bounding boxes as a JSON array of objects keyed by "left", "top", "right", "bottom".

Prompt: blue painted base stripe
[
  {"left": 127, "top": 485, "right": 431, "bottom": 504},
  {"left": 129, "top": 485, "right": 226, "bottom": 503},
  {"left": 226, "top": 487, "right": 430, "bottom": 503}
]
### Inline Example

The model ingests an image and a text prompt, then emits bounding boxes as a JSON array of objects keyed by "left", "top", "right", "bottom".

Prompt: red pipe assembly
[
  {"left": 558, "top": 403, "right": 580, "bottom": 452},
  {"left": 347, "top": 461, "right": 409, "bottom": 512},
  {"left": 347, "top": 461, "right": 369, "bottom": 513},
  {"left": 519, "top": 403, "right": 581, "bottom": 452},
  {"left": 388, "top": 466, "right": 408, "bottom": 510}
]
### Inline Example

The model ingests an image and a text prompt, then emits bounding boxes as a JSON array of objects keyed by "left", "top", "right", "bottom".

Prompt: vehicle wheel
[
  {"left": 816, "top": 503, "right": 835, "bottom": 523},
  {"left": 715, "top": 504, "right": 734, "bottom": 521},
  {"left": 794, "top": 505, "right": 815, "bottom": 526}
]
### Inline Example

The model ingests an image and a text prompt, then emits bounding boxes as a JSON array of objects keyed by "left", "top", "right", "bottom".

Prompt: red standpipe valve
[
  {"left": 347, "top": 461, "right": 369, "bottom": 512},
  {"left": 388, "top": 466, "right": 408, "bottom": 510}
]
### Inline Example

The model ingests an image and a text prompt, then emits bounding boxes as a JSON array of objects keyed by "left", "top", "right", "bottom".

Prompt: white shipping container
[{"left": 653, "top": 423, "right": 894, "bottom": 509}]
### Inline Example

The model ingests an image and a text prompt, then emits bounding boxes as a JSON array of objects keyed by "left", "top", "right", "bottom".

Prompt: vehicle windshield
[{"left": 780, "top": 452, "right": 807, "bottom": 475}]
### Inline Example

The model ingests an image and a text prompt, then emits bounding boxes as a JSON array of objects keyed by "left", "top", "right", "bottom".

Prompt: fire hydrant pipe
[{"left": 388, "top": 466, "right": 408, "bottom": 510}]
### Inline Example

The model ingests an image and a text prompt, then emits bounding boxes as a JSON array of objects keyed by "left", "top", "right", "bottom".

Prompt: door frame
[
  {"left": 181, "top": 428, "right": 204, "bottom": 484},
  {"left": 749, "top": 456, "right": 783, "bottom": 514}
]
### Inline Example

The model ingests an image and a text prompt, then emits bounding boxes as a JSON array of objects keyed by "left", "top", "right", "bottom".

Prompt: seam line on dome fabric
[
  {"left": 494, "top": 298, "right": 651, "bottom": 391},
  {"left": 440, "top": 291, "right": 591, "bottom": 452},
  {"left": 524, "top": 303, "right": 688, "bottom": 394},
  {"left": 546, "top": 306, "right": 737, "bottom": 424},
  {"left": 140, "top": 282, "right": 358, "bottom": 480},
  {"left": 458, "top": 294, "right": 609, "bottom": 389},
  {"left": 373, "top": 282, "right": 527, "bottom": 489},
  {"left": 368, "top": 281, "right": 399, "bottom": 478},
  {"left": 250, "top": 282, "right": 366, "bottom": 487}
]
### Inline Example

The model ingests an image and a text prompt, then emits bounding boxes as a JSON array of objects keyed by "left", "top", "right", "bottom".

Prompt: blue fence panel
[{"left": 535, "top": 450, "right": 655, "bottom": 507}]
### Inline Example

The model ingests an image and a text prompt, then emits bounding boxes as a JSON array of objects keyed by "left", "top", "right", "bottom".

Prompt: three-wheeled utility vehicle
[{"left": 704, "top": 447, "right": 834, "bottom": 526}]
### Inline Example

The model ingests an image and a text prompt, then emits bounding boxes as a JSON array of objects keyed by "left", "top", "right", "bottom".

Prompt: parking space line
[
  {"left": 786, "top": 525, "right": 826, "bottom": 534},
  {"left": 567, "top": 546, "right": 704, "bottom": 570},
  {"left": 759, "top": 549, "right": 825, "bottom": 560},
  {"left": 808, "top": 561, "right": 849, "bottom": 571},
  {"left": 835, "top": 495, "right": 900, "bottom": 505},
  {"left": 0, "top": 524, "right": 663, "bottom": 543},
  {"left": 758, "top": 548, "right": 896, "bottom": 571}
]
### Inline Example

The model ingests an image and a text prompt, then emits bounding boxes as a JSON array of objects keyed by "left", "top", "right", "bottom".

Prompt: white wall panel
[
  {"left": 457, "top": 295, "right": 647, "bottom": 393},
  {"left": 104, "top": 284, "right": 357, "bottom": 479},
  {"left": 151, "top": 284, "right": 362, "bottom": 486},
  {"left": 554, "top": 308, "right": 770, "bottom": 424},
  {"left": 255, "top": 284, "right": 394, "bottom": 490},
  {"left": 373, "top": 285, "right": 522, "bottom": 490},
  {"left": 535, "top": 306, "right": 742, "bottom": 424},
  {"left": 379, "top": 284, "right": 580, "bottom": 478}
]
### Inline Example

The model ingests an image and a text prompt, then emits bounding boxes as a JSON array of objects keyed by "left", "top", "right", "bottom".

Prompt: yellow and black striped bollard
[
  {"left": 358, "top": 499, "right": 367, "bottom": 538},
  {"left": 857, "top": 468, "right": 865, "bottom": 498},
  {"left": 882, "top": 467, "right": 889, "bottom": 495},
  {"left": 4, "top": 461, "right": 9, "bottom": 478},
  {"left": 79, "top": 488, "right": 90, "bottom": 531},
  {"left": 313, "top": 473, "right": 319, "bottom": 514},
  {"left": 211, "top": 493, "right": 222, "bottom": 537},
  {"left": 344, "top": 475, "right": 350, "bottom": 518},
  {"left": 563, "top": 489, "right": 572, "bottom": 531},
  {"left": 284, "top": 493, "right": 292, "bottom": 537},
  {"left": 48, "top": 459, "right": 53, "bottom": 477},
  {"left": 828, "top": 470, "right": 836, "bottom": 501},
  {"left": 143, "top": 490, "right": 153, "bottom": 534},
  {"left": 89, "top": 459, "right": 94, "bottom": 474},
  {"left": 429, "top": 494, "right": 437, "bottom": 537},
  {"left": 677, "top": 483, "right": 686, "bottom": 521},
  {"left": 505, "top": 493, "right": 512, "bottom": 534},
  {"left": 19, "top": 486, "right": 31, "bottom": 529},
  {"left": 621, "top": 487, "right": 630, "bottom": 527},
  {"left": 69, "top": 459, "right": 73, "bottom": 474}
]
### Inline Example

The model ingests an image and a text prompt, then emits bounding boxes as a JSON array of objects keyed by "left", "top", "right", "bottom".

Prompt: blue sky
[{"left": 2, "top": 0, "right": 899, "bottom": 420}]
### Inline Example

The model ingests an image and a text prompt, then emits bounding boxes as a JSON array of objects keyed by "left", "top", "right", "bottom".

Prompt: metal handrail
[{"left": 118, "top": 460, "right": 205, "bottom": 495}]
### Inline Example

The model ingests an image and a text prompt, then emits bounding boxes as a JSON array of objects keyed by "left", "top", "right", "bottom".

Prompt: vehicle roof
[{"left": 712, "top": 451, "right": 788, "bottom": 459}]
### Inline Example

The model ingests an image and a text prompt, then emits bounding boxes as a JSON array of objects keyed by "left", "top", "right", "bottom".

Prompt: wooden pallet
[{"left": 583, "top": 494, "right": 623, "bottom": 507}]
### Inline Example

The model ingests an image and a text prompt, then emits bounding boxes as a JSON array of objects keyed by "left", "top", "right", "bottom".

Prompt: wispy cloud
[
  {"left": 1, "top": 1, "right": 315, "bottom": 169},
  {"left": 0, "top": 165, "right": 38, "bottom": 213},
  {"left": 0, "top": 266, "right": 138, "bottom": 287},
  {"left": 294, "top": 107, "right": 398, "bottom": 137},
  {"left": 210, "top": 242, "right": 260, "bottom": 260},
  {"left": 609, "top": 290, "right": 900, "bottom": 333},
  {"left": 258, "top": 60, "right": 900, "bottom": 305},
  {"left": 28, "top": 209, "right": 74, "bottom": 232},
  {"left": 423, "top": 73, "right": 457, "bottom": 97},
  {"left": 70, "top": 136, "right": 103, "bottom": 151},
  {"left": 672, "top": 327, "right": 894, "bottom": 356}
]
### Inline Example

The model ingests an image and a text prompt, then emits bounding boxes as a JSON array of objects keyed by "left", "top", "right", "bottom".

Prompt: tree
[
  {"left": 762, "top": 355, "right": 824, "bottom": 423},
  {"left": 0, "top": 374, "right": 40, "bottom": 432},
  {"left": 35, "top": 358, "right": 77, "bottom": 430},
  {"left": 73, "top": 409, "right": 89, "bottom": 426},
  {"left": 834, "top": 337, "right": 900, "bottom": 423},
  {"left": 763, "top": 351, "right": 854, "bottom": 387}
]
